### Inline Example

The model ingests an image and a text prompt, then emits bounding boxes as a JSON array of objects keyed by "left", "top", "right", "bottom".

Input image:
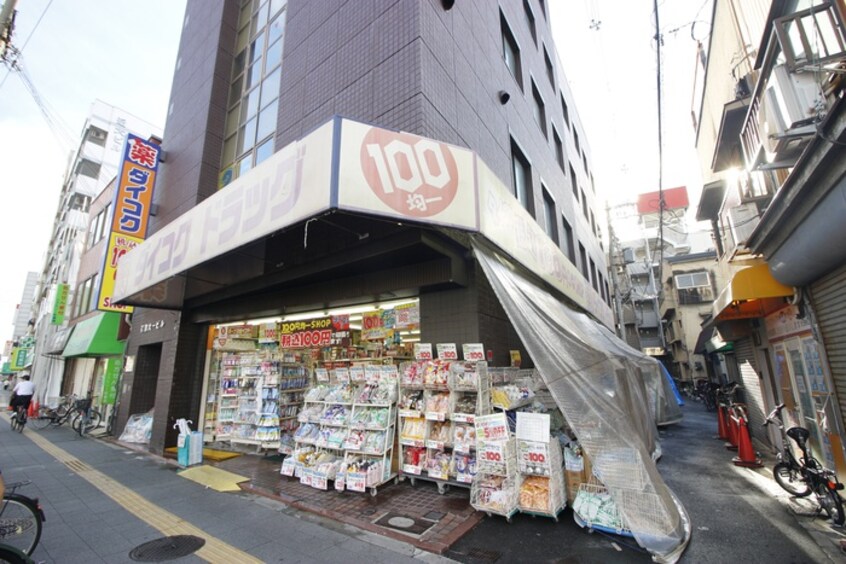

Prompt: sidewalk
[{"left": 0, "top": 401, "right": 455, "bottom": 564}]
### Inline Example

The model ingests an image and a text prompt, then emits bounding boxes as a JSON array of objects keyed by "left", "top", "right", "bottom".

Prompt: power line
[{"left": 0, "top": 0, "right": 52, "bottom": 91}]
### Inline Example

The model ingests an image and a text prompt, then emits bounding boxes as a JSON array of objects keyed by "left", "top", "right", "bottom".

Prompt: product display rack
[
  {"left": 516, "top": 438, "right": 566, "bottom": 521},
  {"left": 398, "top": 358, "right": 490, "bottom": 494},
  {"left": 471, "top": 412, "right": 520, "bottom": 522},
  {"left": 287, "top": 364, "right": 400, "bottom": 496}
]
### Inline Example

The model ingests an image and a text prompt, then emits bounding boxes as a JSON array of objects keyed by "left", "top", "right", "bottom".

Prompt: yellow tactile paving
[{"left": 10, "top": 419, "right": 263, "bottom": 564}]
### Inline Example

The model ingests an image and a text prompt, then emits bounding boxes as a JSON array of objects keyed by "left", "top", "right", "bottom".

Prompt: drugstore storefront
[{"left": 113, "top": 118, "right": 690, "bottom": 560}]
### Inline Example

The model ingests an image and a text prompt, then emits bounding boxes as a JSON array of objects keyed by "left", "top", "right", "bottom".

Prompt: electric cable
[{"left": 0, "top": 0, "right": 53, "bottom": 90}]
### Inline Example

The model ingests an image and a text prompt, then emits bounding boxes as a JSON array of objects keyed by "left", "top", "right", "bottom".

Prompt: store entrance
[
  {"left": 129, "top": 344, "right": 161, "bottom": 414},
  {"left": 201, "top": 299, "right": 421, "bottom": 454}
]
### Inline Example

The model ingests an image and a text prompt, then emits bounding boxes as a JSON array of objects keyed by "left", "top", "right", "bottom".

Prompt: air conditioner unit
[
  {"left": 760, "top": 64, "right": 822, "bottom": 160},
  {"left": 727, "top": 203, "right": 760, "bottom": 248}
]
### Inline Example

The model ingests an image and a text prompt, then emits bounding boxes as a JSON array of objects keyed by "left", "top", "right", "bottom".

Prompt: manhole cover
[
  {"left": 373, "top": 512, "right": 436, "bottom": 536},
  {"left": 129, "top": 535, "right": 206, "bottom": 562},
  {"left": 387, "top": 516, "right": 416, "bottom": 528}
]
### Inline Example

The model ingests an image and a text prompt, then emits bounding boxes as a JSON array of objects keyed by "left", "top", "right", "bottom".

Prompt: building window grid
[
  {"left": 501, "top": 12, "right": 523, "bottom": 90},
  {"left": 561, "top": 95, "right": 570, "bottom": 129},
  {"left": 523, "top": 0, "right": 537, "bottom": 45},
  {"left": 543, "top": 46, "right": 554, "bottom": 89},
  {"left": 220, "top": 0, "right": 287, "bottom": 188},
  {"left": 552, "top": 127, "right": 565, "bottom": 170},
  {"left": 562, "top": 216, "right": 575, "bottom": 264},
  {"left": 578, "top": 243, "right": 588, "bottom": 280},
  {"left": 531, "top": 80, "right": 547, "bottom": 138},
  {"left": 511, "top": 139, "right": 532, "bottom": 212},
  {"left": 541, "top": 186, "right": 557, "bottom": 244},
  {"left": 570, "top": 164, "right": 578, "bottom": 199}
]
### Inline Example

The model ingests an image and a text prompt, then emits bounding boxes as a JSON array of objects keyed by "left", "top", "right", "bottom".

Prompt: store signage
[
  {"left": 51, "top": 283, "right": 69, "bottom": 325},
  {"left": 475, "top": 413, "right": 509, "bottom": 441},
  {"left": 139, "top": 320, "right": 165, "bottom": 334},
  {"left": 114, "top": 121, "right": 334, "bottom": 304},
  {"left": 414, "top": 343, "right": 433, "bottom": 360},
  {"left": 279, "top": 315, "right": 349, "bottom": 348},
  {"left": 518, "top": 440, "right": 551, "bottom": 475},
  {"left": 437, "top": 343, "right": 457, "bottom": 360},
  {"left": 258, "top": 323, "right": 278, "bottom": 342},
  {"left": 97, "top": 134, "right": 161, "bottom": 314},
  {"left": 462, "top": 343, "right": 485, "bottom": 362},
  {"left": 395, "top": 302, "right": 419, "bottom": 330},
  {"left": 765, "top": 305, "right": 811, "bottom": 341},
  {"left": 346, "top": 472, "right": 367, "bottom": 492},
  {"left": 10, "top": 347, "right": 29, "bottom": 371},
  {"left": 361, "top": 310, "right": 394, "bottom": 341},
  {"left": 101, "top": 358, "right": 121, "bottom": 405},
  {"left": 477, "top": 160, "right": 614, "bottom": 329},
  {"left": 337, "top": 120, "right": 478, "bottom": 231},
  {"left": 478, "top": 440, "right": 506, "bottom": 463},
  {"left": 219, "top": 324, "right": 257, "bottom": 339}
]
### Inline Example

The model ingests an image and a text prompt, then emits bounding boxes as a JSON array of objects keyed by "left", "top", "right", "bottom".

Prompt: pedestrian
[{"left": 10, "top": 373, "right": 35, "bottom": 415}]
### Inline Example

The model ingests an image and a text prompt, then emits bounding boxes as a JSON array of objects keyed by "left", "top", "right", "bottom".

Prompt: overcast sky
[{"left": 0, "top": 0, "right": 711, "bottom": 346}]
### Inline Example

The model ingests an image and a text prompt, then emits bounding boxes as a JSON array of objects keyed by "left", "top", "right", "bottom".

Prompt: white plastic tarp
[{"left": 475, "top": 244, "right": 690, "bottom": 562}]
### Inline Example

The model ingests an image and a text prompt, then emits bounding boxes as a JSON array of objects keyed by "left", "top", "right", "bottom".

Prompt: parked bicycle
[
  {"left": 694, "top": 378, "right": 720, "bottom": 411},
  {"left": 0, "top": 480, "right": 45, "bottom": 559},
  {"left": 764, "top": 403, "right": 845, "bottom": 525},
  {"left": 30, "top": 396, "right": 101, "bottom": 435}
]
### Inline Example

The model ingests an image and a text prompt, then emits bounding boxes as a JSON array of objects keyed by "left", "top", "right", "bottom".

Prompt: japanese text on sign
[
  {"left": 436, "top": 343, "right": 457, "bottom": 360},
  {"left": 462, "top": 343, "right": 485, "bottom": 361},
  {"left": 475, "top": 413, "right": 509, "bottom": 442},
  {"left": 414, "top": 343, "right": 433, "bottom": 360}
]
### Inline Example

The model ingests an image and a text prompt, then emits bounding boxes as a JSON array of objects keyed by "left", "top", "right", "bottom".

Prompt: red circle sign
[{"left": 360, "top": 128, "right": 459, "bottom": 217}]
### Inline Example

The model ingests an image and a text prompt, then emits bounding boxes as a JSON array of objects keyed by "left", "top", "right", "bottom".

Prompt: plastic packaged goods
[{"left": 119, "top": 409, "right": 154, "bottom": 444}]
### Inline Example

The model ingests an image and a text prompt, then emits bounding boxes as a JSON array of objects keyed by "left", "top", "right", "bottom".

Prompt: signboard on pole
[{"left": 51, "top": 283, "right": 69, "bottom": 325}]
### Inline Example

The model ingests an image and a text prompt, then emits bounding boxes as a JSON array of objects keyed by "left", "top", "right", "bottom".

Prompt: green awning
[{"left": 62, "top": 312, "right": 126, "bottom": 357}]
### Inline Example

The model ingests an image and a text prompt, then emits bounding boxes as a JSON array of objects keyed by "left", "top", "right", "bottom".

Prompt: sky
[
  {"left": 549, "top": 0, "right": 713, "bottom": 237},
  {"left": 0, "top": 0, "right": 711, "bottom": 346},
  {"left": 0, "top": 0, "right": 187, "bottom": 345}
]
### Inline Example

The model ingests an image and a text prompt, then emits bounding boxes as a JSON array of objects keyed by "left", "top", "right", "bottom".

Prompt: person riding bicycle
[{"left": 10, "top": 374, "right": 35, "bottom": 416}]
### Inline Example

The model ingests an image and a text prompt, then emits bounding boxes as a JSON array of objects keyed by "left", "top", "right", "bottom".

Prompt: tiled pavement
[{"left": 210, "top": 453, "right": 483, "bottom": 554}]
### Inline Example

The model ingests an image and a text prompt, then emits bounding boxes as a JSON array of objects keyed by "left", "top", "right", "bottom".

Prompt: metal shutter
[
  {"left": 734, "top": 337, "right": 768, "bottom": 444},
  {"left": 810, "top": 264, "right": 846, "bottom": 434}
]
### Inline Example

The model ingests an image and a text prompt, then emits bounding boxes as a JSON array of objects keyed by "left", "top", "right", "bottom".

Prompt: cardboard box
[{"left": 563, "top": 448, "right": 591, "bottom": 504}]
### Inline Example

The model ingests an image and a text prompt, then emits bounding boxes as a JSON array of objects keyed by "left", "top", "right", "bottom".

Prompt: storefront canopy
[
  {"left": 474, "top": 242, "right": 690, "bottom": 563},
  {"left": 713, "top": 263, "right": 793, "bottom": 322},
  {"left": 113, "top": 116, "right": 614, "bottom": 330},
  {"left": 44, "top": 326, "right": 74, "bottom": 356},
  {"left": 62, "top": 312, "right": 125, "bottom": 358}
]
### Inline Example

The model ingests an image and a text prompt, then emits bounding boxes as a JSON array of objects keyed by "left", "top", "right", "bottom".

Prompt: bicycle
[
  {"left": 71, "top": 398, "right": 102, "bottom": 437},
  {"left": 0, "top": 480, "right": 46, "bottom": 558},
  {"left": 764, "top": 403, "right": 845, "bottom": 525},
  {"left": 9, "top": 404, "right": 27, "bottom": 434}
]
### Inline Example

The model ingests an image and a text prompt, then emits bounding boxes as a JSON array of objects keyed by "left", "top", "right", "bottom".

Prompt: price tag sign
[
  {"left": 315, "top": 368, "right": 329, "bottom": 382},
  {"left": 425, "top": 411, "right": 446, "bottom": 422},
  {"left": 380, "top": 364, "right": 398, "bottom": 380},
  {"left": 414, "top": 343, "right": 433, "bottom": 360},
  {"left": 478, "top": 441, "right": 506, "bottom": 463},
  {"left": 475, "top": 413, "right": 509, "bottom": 442},
  {"left": 300, "top": 469, "right": 313, "bottom": 486},
  {"left": 402, "top": 464, "right": 422, "bottom": 475},
  {"left": 456, "top": 473, "right": 473, "bottom": 484},
  {"left": 365, "top": 365, "right": 381, "bottom": 384},
  {"left": 518, "top": 440, "right": 550, "bottom": 474},
  {"left": 462, "top": 343, "right": 485, "bottom": 362},
  {"left": 350, "top": 366, "right": 365, "bottom": 382},
  {"left": 334, "top": 367, "right": 350, "bottom": 383},
  {"left": 426, "top": 440, "right": 445, "bottom": 450},
  {"left": 280, "top": 458, "right": 295, "bottom": 476},
  {"left": 436, "top": 343, "right": 458, "bottom": 360},
  {"left": 311, "top": 471, "right": 328, "bottom": 490},
  {"left": 346, "top": 472, "right": 366, "bottom": 492}
]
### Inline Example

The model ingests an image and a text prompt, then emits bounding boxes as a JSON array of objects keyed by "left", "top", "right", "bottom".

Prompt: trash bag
[{"left": 119, "top": 409, "right": 154, "bottom": 444}]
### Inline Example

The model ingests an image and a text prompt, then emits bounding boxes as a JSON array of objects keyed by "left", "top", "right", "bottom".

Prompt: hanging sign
[
  {"left": 101, "top": 358, "right": 122, "bottom": 405},
  {"left": 475, "top": 413, "right": 509, "bottom": 441},
  {"left": 279, "top": 316, "right": 349, "bottom": 348},
  {"left": 51, "top": 283, "right": 70, "bottom": 325},
  {"left": 394, "top": 302, "right": 420, "bottom": 330},
  {"left": 361, "top": 310, "right": 394, "bottom": 341}
]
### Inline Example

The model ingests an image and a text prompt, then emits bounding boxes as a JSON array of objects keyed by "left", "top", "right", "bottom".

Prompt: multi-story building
[
  {"left": 11, "top": 272, "right": 39, "bottom": 343},
  {"left": 109, "top": 0, "right": 612, "bottom": 452},
  {"left": 29, "top": 100, "right": 160, "bottom": 402},
  {"left": 691, "top": 0, "right": 846, "bottom": 474}
]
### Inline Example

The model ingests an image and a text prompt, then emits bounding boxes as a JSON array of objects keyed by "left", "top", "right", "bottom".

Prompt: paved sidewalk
[{"left": 1, "top": 400, "right": 455, "bottom": 563}]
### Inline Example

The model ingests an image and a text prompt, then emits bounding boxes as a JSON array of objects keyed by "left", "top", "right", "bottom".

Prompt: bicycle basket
[{"left": 74, "top": 398, "right": 92, "bottom": 411}]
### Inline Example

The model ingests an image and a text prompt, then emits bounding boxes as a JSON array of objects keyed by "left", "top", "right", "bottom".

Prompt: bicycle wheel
[
  {"left": 820, "top": 488, "right": 846, "bottom": 526},
  {"left": 773, "top": 462, "right": 811, "bottom": 497},
  {"left": 27, "top": 410, "right": 53, "bottom": 431},
  {"left": 86, "top": 410, "right": 102, "bottom": 432},
  {"left": 0, "top": 495, "right": 42, "bottom": 556},
  {"left": 0, "top": 543, "right": 33, "bottom": 564}
]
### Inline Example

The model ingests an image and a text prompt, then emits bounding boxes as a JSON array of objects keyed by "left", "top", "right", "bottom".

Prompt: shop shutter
[
  {"left": 734, "top": 337, "right": 767, "bottom": 444},
  {"left": 810, "top": 264, "right": 846, "bottom": 434}
]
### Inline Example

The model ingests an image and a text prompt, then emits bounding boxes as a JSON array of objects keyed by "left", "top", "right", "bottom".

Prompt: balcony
[{"left": 740, "top": 2, "right": 845, "bottom": 171}]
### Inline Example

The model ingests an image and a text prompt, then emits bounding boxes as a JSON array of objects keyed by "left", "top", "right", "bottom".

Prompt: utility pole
[
  {"left": 606, "top": 202, "right": 626, "bottom": 340},
  {"left": 643, "top": 234, "right": 667, "bottom": 353},
  {"left": 0, "top": 0, "right": 18, "bottom": 62}
]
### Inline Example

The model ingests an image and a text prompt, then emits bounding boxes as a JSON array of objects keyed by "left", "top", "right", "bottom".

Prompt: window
[
  {"left": 511, "top": 139, "right": 532, "bottom": 212},
  {"left": 88, "top": 204, "right": 111, "bottom": 248},
  {"left": 501, "top": 12, "right": 522, "bottom": 90},
  {"left": 219, "top": 0, "right": 287, "bottom": 188},
  {"left": 86, "top": 126, "right": 108, "bottom": 147},
  {"left": 75, "top": 158, "right": 101, "bottom": 179},
  {"left": 590, "top": 258, "right": 598, "bottom": 291},
  {"left": 523, "top": 0, "right": 537, "bottom": 45},
  {"left": 578, "top": 243, "right": 589, "bottom": 280},
  {"left": 531, "top": 80, "right": 547, "bottom": 137},
  {"left": 538, "top": 0, "right": 547, "bottom": 18},
  {"left": 561, "top": 95, "right": 570, "bottom": 128},
  {"left": 675, "top": 271, "right": 714, "bottom": 304},
  {"left": 74, "top": 276, "right": 96, "bottom": 318},
  {"left": 605, "top": 280, "right": 611, "bottom": 306},
  {"left": 543, "top": 46, "right": 554, "bottom": 88},
  {"left": 580, "top": 188, "right": 588, "bottom": 220},
  {"left": 552, "top": 127, "right": 565, "bottom": 170},
  {"left": 562, "top": 216, "right": 575, "bottom": 263},
  {"left": 573, "top": 129, "right": 581, "bottom": 157},
  {"left": 541, "top": 186, "right": 557, "bottom": 243},
  {"left": 590, "top": 210, "right": 596, "bottom": 236},
  {"left": 582, "top": 151, "right": 589, "bottom": 175},
  {"left": 570, "top": 163, "right": 578, "bottom": 198}
]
